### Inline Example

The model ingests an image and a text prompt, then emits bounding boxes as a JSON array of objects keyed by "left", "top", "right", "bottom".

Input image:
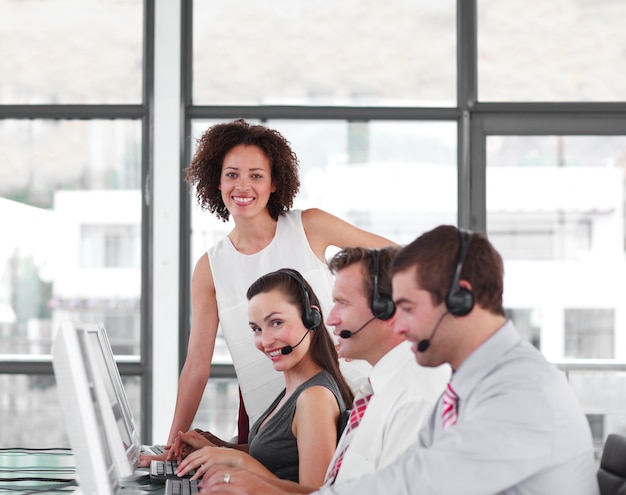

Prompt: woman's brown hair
[{"left": 247, "top": 269, "right": 354, "bottom": 407}]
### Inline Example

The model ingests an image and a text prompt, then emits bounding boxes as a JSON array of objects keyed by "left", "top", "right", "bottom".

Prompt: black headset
[
  {"left": 278, "top": 269, "right": 322, "bottom": 330},
  {"left": 370, "top": 249, "right": 396, "bottom": 320},
  {"left": 445, "top": 228, "right": 475, "bottom": 317}
]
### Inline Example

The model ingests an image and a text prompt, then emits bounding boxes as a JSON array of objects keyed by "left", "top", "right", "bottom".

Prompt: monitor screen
[
  {"left": 82, "top": 322, "right": 141, "bottom": 473},
  {"left": 52, "top": 320, "right": 120, "bottom": 495}
]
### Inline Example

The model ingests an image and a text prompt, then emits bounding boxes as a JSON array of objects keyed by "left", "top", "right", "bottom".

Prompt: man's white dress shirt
[{"left": 324, "top": 341, "right": 450, "bottom": 485}]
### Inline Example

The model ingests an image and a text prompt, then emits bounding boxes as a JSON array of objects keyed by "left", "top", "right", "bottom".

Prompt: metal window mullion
[
  {"left": 0, "top": 105, "right": 144, "bottom": 119},
  {"left": 457, "top": 0, "right": 478, "bottom": 230},
  {"left": 141, "top": 0, "right": 156, "bottom": 445},
  {"left": 472, "top": 111, "right": 626, "bottom": 136},
  {"left": 179, "top": 0, "right": 194, "bottom": 371},
  {"left": 187, "top": 105, "right": 460, "bottom": 121}
]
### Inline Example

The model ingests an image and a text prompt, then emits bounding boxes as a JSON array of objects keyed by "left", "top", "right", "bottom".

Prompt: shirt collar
[
  {"left": 450, "top": 320, "right": 520, "bottom": 400},
  {"left": 368, "top": 341, "right": 415, "bottom": 395}
]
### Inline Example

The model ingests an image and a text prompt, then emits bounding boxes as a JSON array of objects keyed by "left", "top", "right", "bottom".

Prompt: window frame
[{"left": 0, "top": 0, "right": 154, "bottom": 442}]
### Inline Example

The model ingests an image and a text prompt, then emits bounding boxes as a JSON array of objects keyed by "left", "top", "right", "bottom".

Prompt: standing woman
[
  {"left": 174, "top": 269, "right": 353, "bottom": 487},
  {"left": 164, "top": 119, "right": 393, "bottom": 451}
]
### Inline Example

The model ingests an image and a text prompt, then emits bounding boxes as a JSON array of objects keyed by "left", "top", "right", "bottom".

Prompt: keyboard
[
  {"left": 141, "top": 444, "right": 165, "bottom": 456},
  {"left": 165, "top": 478, "right": 199, "bottom": 495},
  {"left": 150, "top": 459, "right": 196, "bottom": 482}
]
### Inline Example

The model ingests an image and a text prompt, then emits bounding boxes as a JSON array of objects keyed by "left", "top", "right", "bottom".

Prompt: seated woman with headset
[{"left": 171, "top": 269, "right": 353, "bottom": 488}]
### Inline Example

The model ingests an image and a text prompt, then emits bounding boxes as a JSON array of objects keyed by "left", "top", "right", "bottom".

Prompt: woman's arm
[
  {"left": 301, "top": 208, "right": 397, "bottom": 262},
  {"left": 166, "top": 254, "right": 219, "bottom": 449},
  {"left": 177, "top": 429, "right": 249, "bottom": 454},
  {"left": 292, "top": 385, "right": 341, "bottom": 488}
]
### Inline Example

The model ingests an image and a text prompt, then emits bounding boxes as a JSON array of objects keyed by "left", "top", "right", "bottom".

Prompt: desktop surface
[
  {"left": 0, "top": 448, "right": 76, "bottom": 494},
  {"left": 0, "top": 449, "right": 164, "bottom": 495}
]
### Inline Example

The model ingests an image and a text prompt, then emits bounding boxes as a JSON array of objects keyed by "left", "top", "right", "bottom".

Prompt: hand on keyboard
[
  {"left": 175, "top": 445, "right": 244, "bottom": 481},
  {"left": 138, "top": 451, "right": 166, "bottom": 468}
]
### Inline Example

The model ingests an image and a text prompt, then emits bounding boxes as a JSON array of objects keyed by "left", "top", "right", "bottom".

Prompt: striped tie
[
  {"left": 441, "top": 382, "right": 459, "bottom": 429},
  {"left": 324, "top": 381, "right": 373, "bottom": 484}
]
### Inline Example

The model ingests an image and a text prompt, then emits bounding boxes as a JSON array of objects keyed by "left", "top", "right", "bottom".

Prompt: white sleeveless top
[{"left": 208, "top": 209, "right": 370, "bottom": 426}]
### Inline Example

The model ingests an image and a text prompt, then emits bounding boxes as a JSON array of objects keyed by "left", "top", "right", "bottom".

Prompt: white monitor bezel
[
  {"left": 83, "top": 322, "right": 141, "bottom": 472},
  {"left": 53, "top": 320, "right": 119, "bottom": 495}
]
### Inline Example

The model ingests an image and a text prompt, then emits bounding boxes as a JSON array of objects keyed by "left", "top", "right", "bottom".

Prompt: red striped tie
[
  {"left": 324, "top": 382, "right": 373, "bottom": 484},
  {"left": 442, "top": 382, "right": 459, "bottom": 429}
]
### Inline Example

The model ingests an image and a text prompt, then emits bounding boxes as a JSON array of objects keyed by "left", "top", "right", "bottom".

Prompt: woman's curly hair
[{"left": 184, "top": 119, "right": 301, "bottom": 222}]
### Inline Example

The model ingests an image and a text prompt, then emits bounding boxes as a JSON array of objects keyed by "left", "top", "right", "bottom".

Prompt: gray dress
[{"left": 248, "top": 370, "right": 347, "bottom": 482}]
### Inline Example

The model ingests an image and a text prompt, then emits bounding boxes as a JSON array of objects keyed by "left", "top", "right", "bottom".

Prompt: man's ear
[
  {"left": 458, "top": 280, "right": 473, "bottom": 291},
  {"left": 384, "top": 312, "right": 398, "bottom": 328}
]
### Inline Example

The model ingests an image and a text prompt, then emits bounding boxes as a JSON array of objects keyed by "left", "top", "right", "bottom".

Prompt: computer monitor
[
  {"left": 52, "top": 320, "right": 122, "bottom": 495},
  {"left": 81, "top": 322, "right": 141, "bottom": 472}
]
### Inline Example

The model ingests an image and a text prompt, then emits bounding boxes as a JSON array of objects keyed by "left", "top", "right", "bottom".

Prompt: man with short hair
[{"left": 322, "top": 246, "right": 449, "bottom": 485}]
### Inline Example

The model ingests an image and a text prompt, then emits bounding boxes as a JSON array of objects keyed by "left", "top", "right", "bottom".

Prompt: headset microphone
[
  {"left": 416, "top": 311, "right": 449, "bottom": 353},
  {"left": 280, "top": 330, "right": 311, "bottom": 355},
  {"left": 417, "top": 228, "right": 476, "bottom": 353},
  {"left": 338, "top": 316, "right": 377, "bottom": 339}
]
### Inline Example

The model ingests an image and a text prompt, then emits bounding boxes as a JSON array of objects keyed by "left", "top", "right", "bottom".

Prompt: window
[
  {"left": 189, "top": 119, "right": 458, "bottom": 264},
  {"left": 505, "top": 308, "right": 541, "bottom": 349},
  {"left": 0, "top": 0, "right": 143, "bottom": 104},
  {"left": 192, "top": 1, "right": 457, "bottom": 107},
  {"left": 81, "top": 225, "right": 141, "bottom": 269},
  {"left": 0, "top": 119, "right": 144, "bottom": 359},
  {"left": 477, "top": 0, "right": 626, "bottom": 102},
  {"left": 586, "top": 414, "right": 605, "bottom": 453},
  {"left": 565, "top": 309, "right": 615, "bottom": 359},
  {"left": 486, "top": 135, "right": 625, "bottom": 364},
  {"left": 0, "top": 0, "right": 148, "bottom": 448}
]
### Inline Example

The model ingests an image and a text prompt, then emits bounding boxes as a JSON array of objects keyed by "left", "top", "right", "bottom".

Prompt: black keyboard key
[{"left": 165, "top": 478, "right": 199, "bottom": 495}]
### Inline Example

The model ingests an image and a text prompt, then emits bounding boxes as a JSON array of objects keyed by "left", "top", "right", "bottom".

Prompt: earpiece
[
  {"left": 370, "top": 249, "right": 396, "bottom": 320},
  {"left": 445, "top": 228, "right": 475, "bottom": 317},
  {"left": 278, "top": 269, "right": 322, "bottom": 330}
]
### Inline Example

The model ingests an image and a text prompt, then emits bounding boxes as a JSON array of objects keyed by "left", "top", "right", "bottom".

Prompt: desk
[
  {"left": 0, "top": 450, "right": 164, "bottom": 494},
  {"left": 0, "top": 448, "right": 76, "bottom": 494}
]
